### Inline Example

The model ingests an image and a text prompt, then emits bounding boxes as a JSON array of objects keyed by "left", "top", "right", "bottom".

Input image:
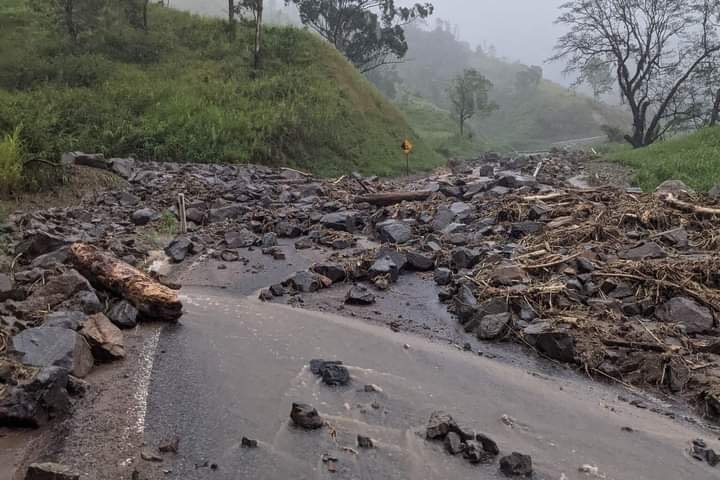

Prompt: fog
[{"left": 171, "top": 0, "right": 571, "bottom": 85}]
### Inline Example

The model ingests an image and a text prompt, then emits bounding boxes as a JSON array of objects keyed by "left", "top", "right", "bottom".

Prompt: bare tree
[
  {"left": 239, "top": 0, "right": 264, "bottom": 68},
  {"left": 553, "top": 0, "right": 720, "bottom": 147},
  {"left": 228, "top": 0, "right": 236, "bottom": 41}
]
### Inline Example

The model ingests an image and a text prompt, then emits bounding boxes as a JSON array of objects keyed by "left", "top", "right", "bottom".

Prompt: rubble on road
[{"left": 425, "top": 410, "right": 501, "bottom": 467}]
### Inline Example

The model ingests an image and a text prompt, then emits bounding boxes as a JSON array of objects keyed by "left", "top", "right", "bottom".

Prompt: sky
[{"left": 422, "top": 0, "right": 571, "bottom": 85}]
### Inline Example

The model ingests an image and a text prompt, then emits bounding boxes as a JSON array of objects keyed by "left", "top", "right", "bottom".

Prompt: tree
[
  {"left": 448, "top": 68, "right": 496, "bottom": 136},
  {"left": 228, "top": 0, "right": 237, "bottom": 41},
  {"left": 552, "top": 0, "right": 720, "bottom": 147},
  {"left": 285, "top": 0, "right": 433, "bottom": 72},
  {"left": 31, "top": 0, "right": 107, "bottom": 42},
  {"left": 515, "top": 66, "right": 543, "bottom": 93},
  {"left": 239, "top": 0, "right": 264, "bottom": 68},
  {"left": 122, "top": 0, "right": 150, "bottom": 30},
  {"left": 582, "top": 57, "right": 613, "bottom": 101}
]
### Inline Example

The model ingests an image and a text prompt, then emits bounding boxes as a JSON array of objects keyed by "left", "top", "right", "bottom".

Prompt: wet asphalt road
[{"left": 138, "top": 283, "right": 720, "bottom": 480}]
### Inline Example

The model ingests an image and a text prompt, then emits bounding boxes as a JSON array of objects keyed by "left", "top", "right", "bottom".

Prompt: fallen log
[
  {"left": 69, "top": 243, "right": 183, "bottom": 322},
  {"left": 355, "top": 191, "right": 431, "bottom": 206},
  {"left": 659, "top": 193, "right": 720, "bottom": 217},
  {"left": 601, "top": 338, "right": 667, "bottom": 352}
]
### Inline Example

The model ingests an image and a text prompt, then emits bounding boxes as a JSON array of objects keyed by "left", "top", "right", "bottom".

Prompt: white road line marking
[{"left": 121, "top": 327, "right": 161, "bottom": 442}]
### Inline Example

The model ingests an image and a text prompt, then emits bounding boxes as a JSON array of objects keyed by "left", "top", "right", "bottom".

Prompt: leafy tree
[
  {"left": 581, "top": 58, "right": 613, "bottom": 101},
  {"left": 448, "top": 68, "right": 496, "bottom": 136},
  {"left": 285, "top": 0, "right": 433, "bottom": 72},
  {"left": 31, "top": 0, "right": 108, "bottom": 42},
  {"left": 239, "top": 0, "right": 264, "bottom": 68},
  {"left": 552, "top": 0, "right": 720, "bottom": 148},
  {"left": 122, "top": 0, "right": 150, "bottom": 30},
  {"left": 515, "top": 66, "right": 542, "bottom": 93}
]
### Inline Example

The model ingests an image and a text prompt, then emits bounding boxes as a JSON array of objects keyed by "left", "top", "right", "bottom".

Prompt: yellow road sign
[{"left": 401, "top": 139, "right": 413, "bottom": 154}]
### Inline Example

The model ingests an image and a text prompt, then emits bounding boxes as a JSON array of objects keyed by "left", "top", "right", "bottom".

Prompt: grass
[
  {"left": 0, "top": 0, "right": 440, "bottom": 182},
  {"left": 606, "top": 127, "right": 720, "bottom": 192}
]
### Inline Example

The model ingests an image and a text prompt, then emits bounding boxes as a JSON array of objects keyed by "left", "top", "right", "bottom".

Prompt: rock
[
  {"left": 107, "top": 300, "right": 138, "bottom": 329},
  {"left": 79, "top": 313, "right": 125, "bottom": 361},
  {"left": 185, "top": 207, "right": 205, "bottom": 224},
  {"left": 283, "top": 271, "right": 323, "bottom": 293},
  {"left": 319, "top": 362, "right": 350, "bottom": 386},
  {"left": 165, "top": 236, "right": 194, "bottom": 263},
  {"left": 444, "top": 431, "right": 464, "bottom": 455},
  {"left": 131, "top": 208, "right": 159, "bottom": 226},
  {"left": 376, "top": 246, "right": 408, "bottom": 271},
  {"left": 523, "top": 321, "right": 575, "bottom": 363},
  {"left": 63, "top": 151, "right": 108, "bottom": 170},
  {"left": 576, "top": 257, "right": 595, "bottom": 273},
  {"left": 25, "top": 462, "right": 79, "bottom": 480},
  {"left": 44, "top": 311, "right": 87, "bottom": 330},
  {"left": 241, "top": 436, "right": 258, "bottom": 448},
  {"left": 294, "top": 238, "right": 313, "bottom": 250},
  {"left": 75, "top": 290, "right": 102, "bottom": 315},
  {"left": 619, "top": 241, "right": 666, "bottom": 260},
  {"left": 434, "top": 268, "right": 453, "bottom": 286},
  {"left": 345, "top": 285, "right": 375, "bottom": 305},
  {"left": 499, "top": 452, "right": 533, "bottom": 476},
  {"left": 406, "top": 251, "right": 434, "bottom": 271},
  {"left": 490, "top": 264, "right": 528, "bottom": 286},
  {"left": 368, "top": 256, "right": 399, "bottom": 282},
  {"left": 0, "top": 367, "right": 70, "bottom": 428},
  {"left": 357, "top": 435, "right": 374, "bottom": 449},
  {"left": 527, "top": 204, "right": 551, "bottom": 220},
  {"left": 224, "top": 229, "right": 258, "bottom": 249},
  {"left": 312, "top": 264, "right": 346, "bottom": 283},
  {"left": 463, "top": 440, "right": 494, "bottom": 464},
  {"left": 510, "top": 221, "right": 543, "bottom": 238},
  {"left": 450, "top": 202, "right": 472, "bottom": 216},
  {"left": 477, "top": 164, "right": 494, "bottom": 176},
  {"left": 275, "top": 221, "right": 302, "bottom": 238},
  {"left": 426, "top": 410, "right": 455, "bottom": 440},
  {"left": 477, "top": 312, "right": 512, "bottom": 340},
  {"left": 475, "top": 433, "right": 499, "bottom": 455},
  {"left": 377, "top": 220, "right": 412, "bottom": 244},
  {"left": 497, "top": 173, "right": 536, "bottom": 189},
  {"left": 220, "top": 250, "right": 239, "bottom": 262},
  {"left": 655, "top": 179, "right": 693, "bottom": 195},
  {"left": 431, "top": 208, "right": 455, "bottom": 232},
  {"left": 208, "top": 204, "right": 247, "bottom": 223},
  {"left": 290, "top": 402, "right": 324, "bottom": 430},
  {"left": 31, "top": 248, "right": 70, "bottom": 269},
  {"left": 140, "top": 448, "right": 162, "bottom": 462},
  {"left": 320, "top": 211, "right": 362, "bottom": 232},
  {"left": 709, "top": 184, "right": 720, "bottom": 199},
  {"left": 450, "top": 247, "right": 480, "bottom": 270},
  {"left": 258, "top": 289, "right": 273, "bottom": 301},
  {"left": 10, "top": 327, "right": 93, "bottom": 378},
  {"left": 655, "top": 297, "right": 714, "bottom": 334},
  {"left": 159, "top": 436, "right": 180, "bottom": 453},
  {"left": 109, "top": 157, "right": 134, "bottom": 179},
  {"left": 661, "top": 227, "right": 689, "bottom": 248},
  {"left": 16, "top": 231, "right": 71, "bottom": 259},
  {"left": 261, "top": 232, "right": 278, "bottom": 248},
  {"left": 66, "top": 376, "right": 89, "bottom": 397}
]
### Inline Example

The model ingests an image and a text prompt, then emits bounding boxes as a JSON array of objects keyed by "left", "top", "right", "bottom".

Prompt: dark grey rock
[
  {"left": 16, "top": 231, "right": 71, "bottom": 258},
  {"left": 309, "top": 359, "right": 343, "bottom": 375},
  {"left": 275, "top": 221, "right": 302, "bottom": 238},
  {"left": 406, "top": 251, "right": 434, "bottom": 271},
  {"left": 165, "top": 236, "right": 193, "bottom": 263},
  {"left": 377, "top": 220, "right": 412, "bottom": 244},
  {"left": 620, "top": 241, "right": 666, "bottom": 260},
  {"left": 261, "top": 232, "right": 278, "bottom": 248},
  {"left": 225, "top": 229, "right": 258, "bottom": 249},
  {"left": 477, "top": 312, "right": 512, "bottom": 340},
  {"left": 476, "top": 433, "right": 499, "bottom": 455},
  {"left": 499, "top": 452, "right": 533, "bottom": 476},
  {"left": 107, "top": 300, "right": 138, "bottom": 329},
  {"left": 131, "top": 208, "right": 159, "bottom": 226},
  {"left": 523, "top": 322, "right": 575, "bottom": 363},
  {"left": 30, "top": 248, "right": 69, "bottom": 269},
  {"left": 44, "top": 311, "right": 87, "bottom": 330},
  {"left": 368, "top": 256, "right": 399, "bottom": 282},
  {"left": 320, "top": 363, "right": 350, "bottom": 386},
  {"left": 451, "top": 247, "right": 480, "bottom": 270},
  {"left": 444, "top": 431, "right": 464, "bottom": 455},
  {"left": 656, "top": 179, "right": 693, "bottom": 194},
  {"left": 241, "top": 437, "right": 258, "bottom": 448},
  {"left": 109, "top": 157, "right": 134, "bottom": 179},
  {"left": 345, "top": 285, "right": 375, "bottom": 305},
  {"left": 463, "top": 440, "right": 494, "bottom": 464},
  {"left": 0, "top": 367, "right": 70, "bottom": 428},
  {"left": 376, "top": 246, "right": 408, "bottom": 271},
  {"left": 208, "top": 204, "right": 247, "bottom": 223},
  {"left": 185, "top": 207, "right": 205, "bottom": 224},
  {"left": 426, "top": 410, "right": 455, "bottom": 440},
  {"left": 709, "top": 184, "right": 720, "bottom": 200},
  {"left": 290, "top": 402, "right": 324, "bottom": 429},
  {"left": 0, "top": 273, "right": 21, "bottom": 302},
  {"left": 320, "top": 211, "right": 362, "bottom": 232},
  {"left": 283, "top": 271, "right": 322, "bottom": 293},
  {"left": 64, "top": 151, "right": 108, "bottom": 170},
  {"left": 510, "top": 221, "right": 543, "bottom": 238},
  {"left": 312, "top": 264, "right": 346, "bottom": 283},
  {"left": 655, "top": 297, "right": 714, "bottom": 334},
  {"left": 75, "top": 289, "right": 102, "bottom": 314},
  {"left": 434, "top": 268, "right": 453, "bottom": 286},
  {"left": 576, "top": 257, "right": 595, "bottom": 273},
  {"left": 431, "top": 207, "right": 455, "bottom": 232},
  {"left": 10, "top": 327, "right": 93, "bottom": 377},
  {"left": 357, "top": 435, "right": 374, "bottom": 448}
]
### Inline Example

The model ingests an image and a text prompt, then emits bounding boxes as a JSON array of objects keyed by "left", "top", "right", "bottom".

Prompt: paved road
[{"left": 135, "top": 284, "right": 717, "bottom": 480}]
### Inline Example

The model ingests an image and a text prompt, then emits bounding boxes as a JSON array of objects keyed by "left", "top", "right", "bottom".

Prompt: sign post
[{"left": 401, "top": 138, "right": 413, "bottom": 176}]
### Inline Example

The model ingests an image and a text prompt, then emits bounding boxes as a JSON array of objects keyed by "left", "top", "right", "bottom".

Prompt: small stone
[
  {"left": 131, "top": 208, "right": 159, "bottom": 226},
  {"left": 224, "top": 229, "right": 258, "bottom": 249},
  {"left": 159, "top": 436, "right": 180, "bottom": 453},
  {"left": 79, "top": 314, "right": 125, "bottom": 362},
  {"left": 357, "top": 435, "right": 374, "bottom": 448},
  {"left": 476, "top": 432, "right": 499, "bottom": 455},
  {"left": 241, "top": 437, "right": 258, "bottom": 448},
  {"left": 345, "top": 285, "right": 375, "bottom": 305},
  {"left": 25, "top": 463, "right": 79, "bottom": 480},
  {"left": 576, "top": 257, "right": 595, "bottom": 273},
  {"left": 426, "top": 410, "right": 455, "bottom": 440},
  {"left": 444, "top": 431, "right": 464, "bottom": 455},
  {"left": 368, "top": 256, "right": 399, "bottom": 282},
  {"left": 499, "top": 452, "right": 533, "bottom": 476},
  {"left": 107, "top": 300, "right": 138, "bottom": 329},
  {"left": 434, "top": 268, "right": 453, "bottom": 286},
  {"left": 619, "top": 241, "right": 666, "bottom": 260},
  {"left": 312, "top": 264, "right": 346, "bottom": 283},
  {"left": 655, "top": 296, "right": 715, "bottom": 334},
  {"left": 463, "top": 440, "right": 494, "bottom": 464},
  {"left": 165, "top": 236, "right": 194, "bottom": 263},
  {"left": 258, "top": 289, "right": 273, "bottom": 301},
  {"left": 141, "top": 448, "right": 163, "bottom": 462},
  {"left": 377, "top": 220, "right": 412, "bottom": 244},
  {"left": 320, "top": 363, "right": 350, "bottom": 387},
  {"left": 290, "top": 402, "right": 324, "bottom": 430}
]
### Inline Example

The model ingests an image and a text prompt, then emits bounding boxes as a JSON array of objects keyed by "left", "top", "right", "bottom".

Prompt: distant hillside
[
  {"left": 387, "top": 24, "right": 629, "bottom": 153},
  {"left": 0, "top": 0, "right": 439, "bottom": 178}
]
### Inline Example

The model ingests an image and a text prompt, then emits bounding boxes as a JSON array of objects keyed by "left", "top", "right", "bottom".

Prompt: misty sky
[{"left": 423, "top": 0, "right": 570, "bottom": 84}]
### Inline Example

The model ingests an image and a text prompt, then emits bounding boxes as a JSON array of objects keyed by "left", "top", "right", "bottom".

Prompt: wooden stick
[
  {"left": 69, "top": 243, "right": 183, "bottom": 322},
  {"left": 355, "top": 191, "right": 431, "bottom": 206},
  {"left": 660, "top": 193, "right": 720, "bottom": 217},
  {"left": 601, "top": 338, "right": 667, "bottom": 352}
]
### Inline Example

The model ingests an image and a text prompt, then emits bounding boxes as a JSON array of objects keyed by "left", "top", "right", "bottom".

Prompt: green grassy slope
[
  {"left": 0, "top": 1, "right": 439, "bottom": 178},
  {"left": 606, "top": 127, "right": 720, "bottom": 192}
]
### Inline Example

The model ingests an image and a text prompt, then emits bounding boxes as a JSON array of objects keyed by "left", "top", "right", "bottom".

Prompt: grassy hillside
[
  {"left": 0, "top": 0, "right": 440, "bottom": 181},
  {"left": 606, "top": 127, "right": 720, "bottom": 192}
]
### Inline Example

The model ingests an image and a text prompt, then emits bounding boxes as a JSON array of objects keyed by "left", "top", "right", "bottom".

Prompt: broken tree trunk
[
  {"left": 355, "top": 191, "right": 431, "bottom": 207},
  {"left": 659, "top": 193, "right": 720, "bottom": 217},
  {"left": 69, "top": 243, "right": 183, "bottom": 322}
]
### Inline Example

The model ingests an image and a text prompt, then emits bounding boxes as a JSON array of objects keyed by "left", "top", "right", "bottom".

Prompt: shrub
[{"left": 0, "top": 127, "right": 24, "bottom": 195}]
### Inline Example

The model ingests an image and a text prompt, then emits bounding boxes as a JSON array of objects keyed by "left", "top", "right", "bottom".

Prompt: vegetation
[
  {"left": 447, "top": 69, "right": 496, "bottom": 136},
  {"left": 0, "top": 0, "right": 440, "bottom": 183},
  {"left": 287, "top": 0, "right": 433, "bottom": 72},
  {"left": 553, "top": 0, "right": 720, "bottom": 147},
  {"left": 0, "top": 127, "right": 23, "bottom": 194},
  {"left": 606, "top": 127, "right": 720, "bottom": 192}
]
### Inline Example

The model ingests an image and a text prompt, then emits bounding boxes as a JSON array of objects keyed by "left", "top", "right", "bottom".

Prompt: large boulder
[
  {"left": 0, "top": 367, "right": 71, "bottom": 428},
  {"left": 79, "top": 313, "right": 125, "bottom": 361},
  {"left": 10, "top": 327, "right": 94, "bottom": 378},
  {"left": 655, "top": 297, "right": 715, "bottom": 334}
]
